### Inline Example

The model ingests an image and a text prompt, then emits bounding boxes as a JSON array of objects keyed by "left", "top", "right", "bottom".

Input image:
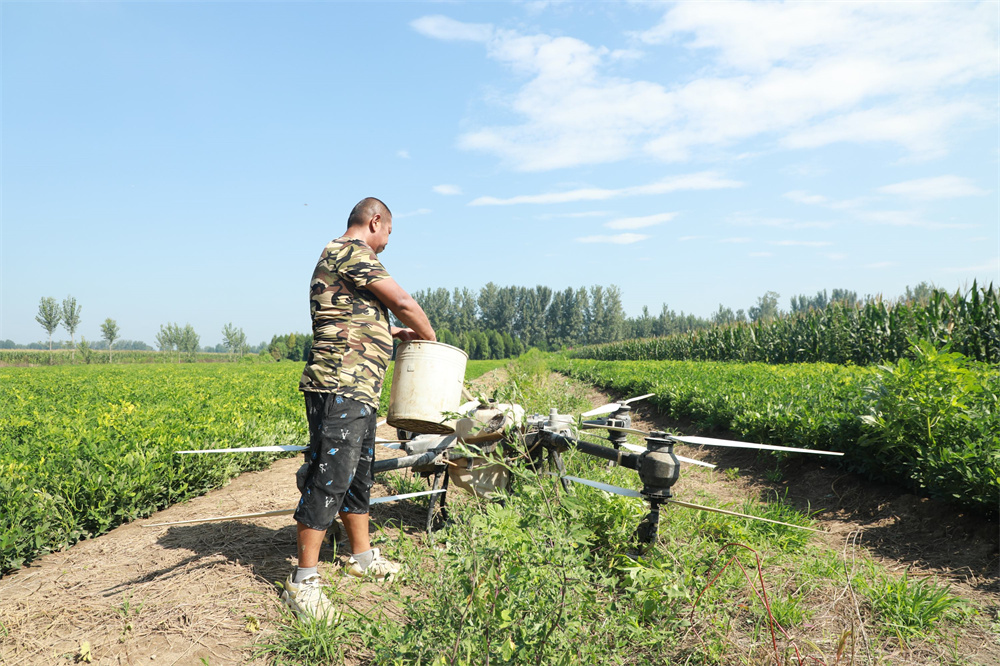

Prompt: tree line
[
  {"left": 28, "top": 283, "right": 947, "bottom": 364},
  {"left": 33, "top": 295, "right": 118, "bottom": 361},
  {"left": 26, "top": 295, "right": 254, "bottom": 364},
  {"left": 410, "top": 283, "right": 717, "bottom": 354}
]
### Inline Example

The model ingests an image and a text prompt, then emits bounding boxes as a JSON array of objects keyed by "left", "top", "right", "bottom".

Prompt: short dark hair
[{"left": 347, "top": 197, "right": 391, "bottom": 228}]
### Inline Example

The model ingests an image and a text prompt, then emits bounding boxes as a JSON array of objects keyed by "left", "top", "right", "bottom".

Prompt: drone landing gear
[
  {"left": 548, "top": 450, "right": 571, "bottom": 492},
  {"left": 425, "top": 466, "right": 450, "bottom": 533},
  {"left": 636, "top": 498, "right": 665, "bottom": 548}
]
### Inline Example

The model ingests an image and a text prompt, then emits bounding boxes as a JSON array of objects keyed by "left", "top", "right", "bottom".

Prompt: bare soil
[{"left": 1, "top": 371, "right": 997, "bottom": 665}]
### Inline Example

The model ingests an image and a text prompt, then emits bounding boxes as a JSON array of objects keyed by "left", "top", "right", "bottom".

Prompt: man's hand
[{"left": 391, "top": 327, "right": 424, "bottom": 341}]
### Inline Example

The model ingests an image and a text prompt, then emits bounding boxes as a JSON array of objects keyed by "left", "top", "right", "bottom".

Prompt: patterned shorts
[{"left": 293, "top": 391, "right": 376, "bottom": 531}]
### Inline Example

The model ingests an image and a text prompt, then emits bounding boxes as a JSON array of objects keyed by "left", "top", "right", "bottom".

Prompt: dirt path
[{"left": 2, "top": 372, "right": 997, "bottom": 665}]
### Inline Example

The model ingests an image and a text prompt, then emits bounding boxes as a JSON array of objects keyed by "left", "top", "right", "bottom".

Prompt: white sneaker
[
  {"left": 280, "top": 573, "right": 339, "bottom": 623},
  {"left": 345, "top": 548, "right": 401, "bottom": 581}
]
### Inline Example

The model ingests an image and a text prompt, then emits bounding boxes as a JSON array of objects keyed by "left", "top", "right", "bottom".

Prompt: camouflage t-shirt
[{"left": 299, "top": 237, "right": 393, "bottom": 407}]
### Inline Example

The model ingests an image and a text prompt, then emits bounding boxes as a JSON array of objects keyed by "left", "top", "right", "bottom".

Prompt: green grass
[{"left": 858, "top": 566, "right": 971, "bottom": 643}]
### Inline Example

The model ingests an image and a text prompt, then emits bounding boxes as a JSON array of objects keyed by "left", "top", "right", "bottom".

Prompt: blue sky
[{"left": 3, "top": 1, "right": 998, "bottom": 347}]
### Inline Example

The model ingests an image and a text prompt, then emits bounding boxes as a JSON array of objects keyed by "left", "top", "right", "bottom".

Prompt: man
[{"left": 282, "top": 197, "right": 436, "bottom": 621}]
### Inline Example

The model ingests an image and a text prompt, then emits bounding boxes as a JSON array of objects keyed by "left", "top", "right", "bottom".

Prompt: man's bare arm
[{"left": 367, "top": 278, "right": 437, "bottom": 342}]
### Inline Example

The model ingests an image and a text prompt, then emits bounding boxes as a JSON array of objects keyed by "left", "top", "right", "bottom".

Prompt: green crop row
[
  {"left": 550, "top": 344, "right": 999, "bottom": 515},
  {"left": 0, "top": 360, "right": 507, "bottom": 574},
  {"left": 0, "top": 349, "right": 256, "bottom": 367},
  {"left": 0, "top": 363, "right": 308, "bottom": 575},
  {"left": 575, "top": 282, "right": 1000, "bottom": 366}
]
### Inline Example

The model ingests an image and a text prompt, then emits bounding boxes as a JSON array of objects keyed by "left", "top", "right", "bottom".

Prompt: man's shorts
[{"left": 293, "top": 391, "right": 377, "bottom": 531}]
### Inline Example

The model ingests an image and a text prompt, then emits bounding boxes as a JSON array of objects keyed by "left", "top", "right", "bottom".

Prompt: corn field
[{"left": 575, "top": 282, "right": 999, "bottom": 365}]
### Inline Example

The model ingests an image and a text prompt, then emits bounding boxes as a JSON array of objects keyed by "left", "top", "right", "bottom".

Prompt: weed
[
  {"left": 380, "top": 470, "right": 427, "bottom": 496},
  {"left": 254, "top": 612, "right": 351, "bottom": 664},
  {"left": 859, "top": 566, "right": 970, "bottom": 642},
  {"left": 116, "top": 593, "right": 143, "bottom": 618}
]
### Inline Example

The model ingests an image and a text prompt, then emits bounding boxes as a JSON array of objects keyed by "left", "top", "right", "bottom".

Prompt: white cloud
[
  {"left": 720, "top": 237, "right": 751, "bottom": 244},
  {"left": 537, "top": 210, "right": 612, "bottom": 219},
  {"left": 605, "top": 212, "right": 677, "bottom": 230},
  {"left": 433, "top": 184, "right": 463, "bottom": 196},
  {"left": 576, "top": 233, "right": 650, "bottom": 244},
  {"left": 858, "top": 210, "right": 976, "bottom": 230},
  {"left": 781, "top": 102, "right": 981, "bottom": 158},
  {"left": 678, "top": 235, "right": 706, "bottom": 241},
  {"left": 729, "top": 212, "right": 833, "bottom": 229},
  {"left": 416, "top": 4, "right": 997, "bottom": 170},
  {"left": 877, "top": 175, "right": 988, "bottom": 200},
  {"left": 769, "top": 240, "right": 833, "bottom": 247},
  {"left": 411, "top": 15, "right": 494, "bottom": 42},
  {"left": 397, "top": 149, "right": 411, "bottom": 159},
  {"left": 642, "top": 3, "right": 996, "bottom": 78},
  {"left": 784, "top": 190, "right": 828, "bottom": 205},
  {"left": 470, "top": 172, "right": 741, "bottom": 205}
]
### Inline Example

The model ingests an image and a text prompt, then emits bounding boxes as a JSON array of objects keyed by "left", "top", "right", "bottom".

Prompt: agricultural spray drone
[{"left": 146, "top": 393, "right": 844, "bottom": 546}]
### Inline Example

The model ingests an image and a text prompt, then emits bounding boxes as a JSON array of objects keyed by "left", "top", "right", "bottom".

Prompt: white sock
[
  {"left": 294, "top": 566, "right": 318, "bottom": 583},
  {"left": 352, "top": 549, "right": 375, "bottom": 570}
]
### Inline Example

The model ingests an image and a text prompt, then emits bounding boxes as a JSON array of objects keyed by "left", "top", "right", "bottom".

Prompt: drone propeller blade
[
  {"left": 561, "top": 475, "right": 643, "bottom": 499},
  {"left": 175, "top": 445, "right": 307, "bottom": 455},
  {"left": 142, "top": 508, "right": 295, "bottom": 527},
  {"left": 458, "top": 399, "right": 481, "bottom": 413},
  {"left": 622, "top": 393, "right": 655, "bottom": 405},
  {"left": 582, "top": 424, "right": 844, "bottom": 457},
  {"left": 665, "top": 499, "right": 824, "bottom": 533},
  {"left": 377, "top": 442, "right": 404, "bottom": 450},
  {"left": 673, "top": 435, "right": 844, "bottom": 457},
  {"left": 141, "top": 489, "right": 448, "bottom": 528},
  {"left": 579, "top": 423, "right": 649, "bottom": 437},
  {"left": 676, "top": 455, "right": 716, "bottom": 469},
  {"left": 371, "top": 488, "right": 446, "bottom": 505},
  {"left": 581, "top": 393, "right": 655, "bottom": 418},
  {"left": 617, "top": 441, "right": 716, "bottom": 468},
  {"left": 580, "top": 403, "right": 620, "bottom": 418}
]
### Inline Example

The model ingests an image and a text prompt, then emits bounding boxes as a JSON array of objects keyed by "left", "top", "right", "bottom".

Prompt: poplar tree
[
  {"left": 35, "top": 297, "right": 62, "bottom": 352},
  {"left": 222, "top": 323, "right": 247, "bottom": 359},
  {"left": 61, "top": 296, "right": 82, "bottom": 361},
  {"left": 101, "top": 318, "right": 120, "bottom": 362}
]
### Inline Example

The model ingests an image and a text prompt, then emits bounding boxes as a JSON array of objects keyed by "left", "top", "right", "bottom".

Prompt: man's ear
[{"left": 369, "top": 213, "right": 381, "bottom": 232}]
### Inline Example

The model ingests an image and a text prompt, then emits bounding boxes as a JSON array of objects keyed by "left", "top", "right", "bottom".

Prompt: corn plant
[{"left": 576, "top": 282, "right": 999, "bottom": 366}]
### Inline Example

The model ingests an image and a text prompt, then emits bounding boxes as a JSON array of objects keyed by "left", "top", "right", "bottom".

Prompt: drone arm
[
  {"left": 537, "top": 431, "right": 641, "bottom": 471},
  {"left": 372, "top": 445, "right": 450, "bottom": 473}
]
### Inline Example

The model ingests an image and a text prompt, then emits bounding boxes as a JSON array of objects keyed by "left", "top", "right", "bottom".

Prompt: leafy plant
[
  {"left": 859, "top": 340, "right": 1000, "bottom": 510},
  {"left": 552, "top": 353, "right": 998, "bottom": 515}
]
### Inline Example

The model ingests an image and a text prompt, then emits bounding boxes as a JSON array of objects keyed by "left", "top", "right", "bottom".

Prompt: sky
[{"left": 2, "top": 0, "right": 998, "bottom": 347}]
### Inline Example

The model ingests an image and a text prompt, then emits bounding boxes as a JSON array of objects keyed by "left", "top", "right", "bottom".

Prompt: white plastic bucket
[{"left": 387, "top": 341, "right": 468, "bottom": 434}]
